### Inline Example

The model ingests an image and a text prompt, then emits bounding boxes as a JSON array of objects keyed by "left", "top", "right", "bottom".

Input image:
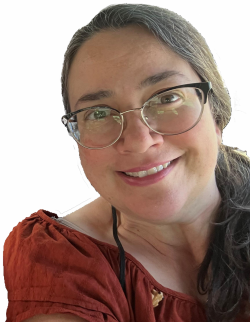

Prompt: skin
[{"left": 67, "top": 25, "right": 222, "bottom": 268}]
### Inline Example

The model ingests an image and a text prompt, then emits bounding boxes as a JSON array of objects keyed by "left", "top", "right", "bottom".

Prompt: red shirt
[{"left": 4, "top": 209, "right": 217, "bottom": 321}]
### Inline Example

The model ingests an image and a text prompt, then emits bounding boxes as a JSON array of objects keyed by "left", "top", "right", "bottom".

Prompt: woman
[{"left": 4, "top": 3, "right": 250, "bottom": 322}]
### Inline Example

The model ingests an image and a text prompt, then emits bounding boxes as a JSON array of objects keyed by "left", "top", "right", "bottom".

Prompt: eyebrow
[
  {"left": 74, "top": 70, "right": 190, "bottom": 109},
  {"left": 138, "top": 70, "right": 189, "bottom": 88}
]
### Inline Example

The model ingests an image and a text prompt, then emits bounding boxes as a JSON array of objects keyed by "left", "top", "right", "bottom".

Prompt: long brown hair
[{"left": 61, "top": 4, "right": 250, "bottom": 321}]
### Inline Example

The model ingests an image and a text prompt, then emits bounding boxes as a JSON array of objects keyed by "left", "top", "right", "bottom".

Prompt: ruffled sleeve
[{"left": 3, "top": 211, "right": 131, "bottom": 322}]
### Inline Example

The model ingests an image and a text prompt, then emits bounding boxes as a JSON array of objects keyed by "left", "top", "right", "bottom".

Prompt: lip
[
  {"left": 116, "top": 156, "right": 180, "bottom": 187},
  {"left": 121, "top": 158, "right": 178, "bottom": 172}
]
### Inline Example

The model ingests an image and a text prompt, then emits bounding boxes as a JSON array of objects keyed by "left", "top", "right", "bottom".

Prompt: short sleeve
[{"left": 3, "top": 212, "right": 131, "bottom": 322}]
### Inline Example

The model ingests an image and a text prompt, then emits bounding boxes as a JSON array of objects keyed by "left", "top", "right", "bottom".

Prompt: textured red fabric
[{"left": 3, "top": 209, "right": 227, "bottom": 322}]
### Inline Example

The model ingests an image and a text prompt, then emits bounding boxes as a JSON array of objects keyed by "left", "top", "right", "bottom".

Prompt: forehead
[
  {"left": 67, "top": 25, "right": 200, "bottom": 107},
  {"left": 71, "top": 25, "right": 169, "bottom": 65}
]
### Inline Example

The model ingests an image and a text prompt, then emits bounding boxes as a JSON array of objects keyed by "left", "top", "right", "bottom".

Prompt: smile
[
  {"left": 117, "top": 157, "right": 180, "bottom": 187},
  {"left": 125, "top": 161, "right": 172, "bottom": 177}
]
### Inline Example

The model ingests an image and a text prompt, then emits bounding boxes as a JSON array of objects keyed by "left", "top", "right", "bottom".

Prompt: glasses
[{"left": 61, "top": 82, "right": 212, "bottom": 149}]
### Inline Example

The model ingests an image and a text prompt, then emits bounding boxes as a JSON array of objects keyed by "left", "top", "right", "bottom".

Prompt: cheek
[
  {"left": 170, "top": 112, "right": 219, "bottom": 167},
  {"left": 191, "top": 117, "right": 219, "bottom": 171},
  {"left": 78, "top": 147, "right": 110, "bottom": 184}
]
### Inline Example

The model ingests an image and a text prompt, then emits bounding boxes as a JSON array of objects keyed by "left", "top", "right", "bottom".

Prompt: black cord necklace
[
  {"left": 112, "top": 205, "right": 126, "bottom": 296},
  {"left": 112, "top": 206, "right": 166, "bottom": 308}
]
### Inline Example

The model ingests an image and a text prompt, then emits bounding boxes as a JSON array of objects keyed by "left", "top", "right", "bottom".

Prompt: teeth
[
  {"left": 125, "top": 161, "right": 171, "bottom": 177},
  {"left": 147, "top": 167, "right": 158, "bottom": 175},
  {"left": 156, "top": 165, "right": 163, "bottom": 171},
  {"left": 138, "top": 171, "right": 147, "bottom": 178}
]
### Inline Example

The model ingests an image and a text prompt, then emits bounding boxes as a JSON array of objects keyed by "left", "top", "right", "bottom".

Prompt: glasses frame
[{"left": 61, "top": 81, "right": 212, "bottom": 150}]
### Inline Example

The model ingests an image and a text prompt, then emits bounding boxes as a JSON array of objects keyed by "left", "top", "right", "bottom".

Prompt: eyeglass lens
[{"left": 67, "top": 87, "right": 204, "bottom": 148}]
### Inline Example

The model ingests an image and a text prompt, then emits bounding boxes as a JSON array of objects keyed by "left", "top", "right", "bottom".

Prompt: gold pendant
[{"left": 151, "top": 289, "right": 164, "bottom": 308}]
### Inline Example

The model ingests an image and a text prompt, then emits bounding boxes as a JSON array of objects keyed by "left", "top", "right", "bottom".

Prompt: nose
[{"left": 114, "top": 109, "right": 164, "bottom": 154}]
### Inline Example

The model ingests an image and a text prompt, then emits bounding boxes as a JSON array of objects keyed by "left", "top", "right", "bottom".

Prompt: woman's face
[{"left": 67, "top": 25, "right": 222, "bottom": 223}]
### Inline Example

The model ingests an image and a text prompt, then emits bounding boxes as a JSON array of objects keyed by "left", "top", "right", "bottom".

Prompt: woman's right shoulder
[{"left": 62, "top": 197, "right": 116, "bottom": 245}]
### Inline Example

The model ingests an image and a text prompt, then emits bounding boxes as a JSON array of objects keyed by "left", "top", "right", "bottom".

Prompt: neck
[{"left": 116, "top": 186, "right": 221, "bottom": 266}]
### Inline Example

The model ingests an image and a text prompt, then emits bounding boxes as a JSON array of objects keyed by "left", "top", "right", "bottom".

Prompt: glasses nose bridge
[
  {"left": 119, "top": 106, "right": 149, "bottom": 135},
  {"left": 120, "top": 106, "right": 144, "bottom": 116},
  {"left": 119, "top": 106, "right": 146, "bottom": 129}
]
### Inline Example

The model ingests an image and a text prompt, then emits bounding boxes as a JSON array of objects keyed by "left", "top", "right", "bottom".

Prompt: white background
[{"left": 1, "top": 1, "right": 249, "bottom": 320}]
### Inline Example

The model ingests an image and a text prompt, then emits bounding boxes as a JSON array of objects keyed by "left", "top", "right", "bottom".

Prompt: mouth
[
  {"left": 117, "top": 157, "right": 180, "bottom": 187},
  {"left": 122, "top": 160, "right": 173, "bottom": 178}
]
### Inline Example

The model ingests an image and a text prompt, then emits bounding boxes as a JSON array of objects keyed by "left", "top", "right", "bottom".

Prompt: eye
[
  {"left": 85, "top": 107, "right": 111, "bottom": 120},
  {"left": 160, "top": 93, "right": 180, "bottom": 104},
  {"left": 148, "top": 91, "right": 183, "bottom": 107}
]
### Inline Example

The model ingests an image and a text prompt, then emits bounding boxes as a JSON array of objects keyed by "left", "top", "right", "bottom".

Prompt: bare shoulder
[
  {"left": 63, "top": 197, "right": 115, "bottom": 244},
  {"left": 22, "top": 313, "right": 88, "bottom": 321}
]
